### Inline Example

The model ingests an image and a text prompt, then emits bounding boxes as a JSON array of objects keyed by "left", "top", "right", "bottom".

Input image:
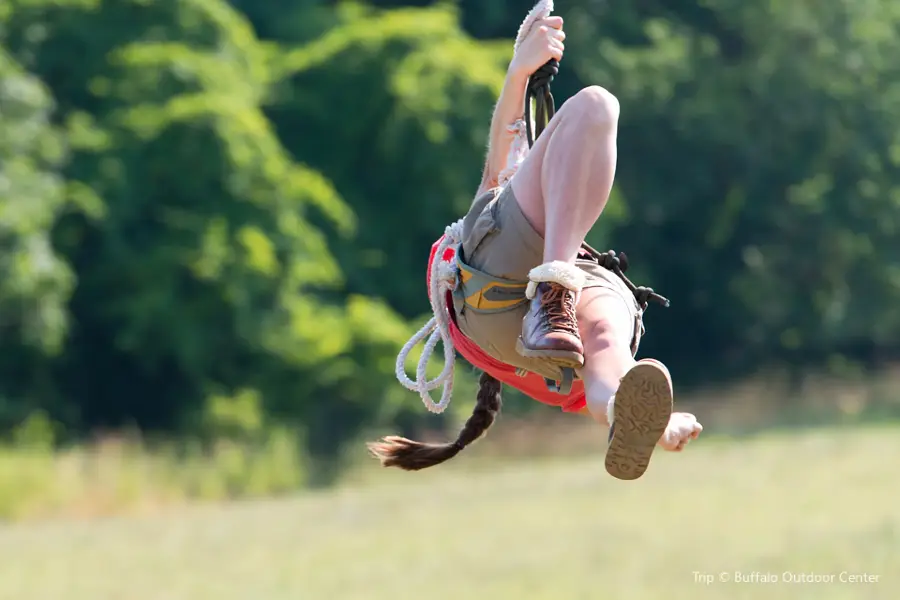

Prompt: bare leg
[
  {"left": 575, "top": 288, "right": 637, "bottom": 422},
  {"left": 511, "top": 86, "right": 619, "bottom": 263},
  {"left": 577, "top": 292, "right": 671, "bottom": 479},
  {"left": 507, "top": 86, "right": 701, "bottom": 479},
  {"left": 578, "top": 290, "right": 702, "bottom": 477},
  {"left": 511, "top": 87, "right": 621, "bottom": 367}
]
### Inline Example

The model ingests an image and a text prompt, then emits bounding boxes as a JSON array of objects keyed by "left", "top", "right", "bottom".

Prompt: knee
[
  {"left": 567, "top": 86, "right": 620, "bottom": 130},
  {"left": 581, "top": 314, "right": 631, "bottom": 357}
]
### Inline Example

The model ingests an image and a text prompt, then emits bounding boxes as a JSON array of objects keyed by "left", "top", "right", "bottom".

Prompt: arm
[
  {"left": 477, "top": 70, "right": 529, "bottom": 195},
  {"left": 476, "top": 16, "right": 565, "bottom": 196}
]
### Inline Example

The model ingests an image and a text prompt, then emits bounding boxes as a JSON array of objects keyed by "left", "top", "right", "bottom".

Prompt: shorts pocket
[{"left": 461, "top": 198, "right": 500, "bottom": 264}]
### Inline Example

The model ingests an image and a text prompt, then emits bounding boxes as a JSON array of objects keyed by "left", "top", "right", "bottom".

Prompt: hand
[
  {"left": 509, "top": 16, "right": 565, "bottom": 80},
  {"left": 658, "top": 412, "right": 703, "bottom": 452}
]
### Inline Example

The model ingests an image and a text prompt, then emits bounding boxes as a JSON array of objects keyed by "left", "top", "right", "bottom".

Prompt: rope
[
  {"left": 394, "top": 219, "right": 464, "bottom": 414},
  {"left": 526, "top": 60, "right": 558, "bottom": 147},
  {"left": 499, "top": 0, "right": 554, "bottom": 186},
  {"left": 515, "top": 0, "right": 556, "bottom": 149}
]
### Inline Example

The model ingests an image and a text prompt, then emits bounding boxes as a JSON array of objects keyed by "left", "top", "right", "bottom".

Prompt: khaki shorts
[{"left": 451, "top": 185, "right": 644, "bottom": 381}]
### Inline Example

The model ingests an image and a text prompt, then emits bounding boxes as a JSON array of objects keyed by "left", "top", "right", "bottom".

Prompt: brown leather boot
[{"left": 515, "top": 261, "right": 585, "bottom": 368}]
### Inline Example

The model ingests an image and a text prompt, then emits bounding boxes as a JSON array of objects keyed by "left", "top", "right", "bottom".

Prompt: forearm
[{"left": 479, "top": 68, "right": 530, "bottom": 192}]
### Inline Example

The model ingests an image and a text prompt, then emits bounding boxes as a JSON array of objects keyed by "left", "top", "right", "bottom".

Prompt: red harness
[{"left": 427, "top": 237, "right": 588, "bottom": 413}]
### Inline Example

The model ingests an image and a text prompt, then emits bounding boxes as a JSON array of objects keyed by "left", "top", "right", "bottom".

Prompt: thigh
[
  {"left": 508, "top": 92, "right": 587, "bottom": 237},
  {"left": 507, "top": 114, "right": 564, "bottom": 238}
]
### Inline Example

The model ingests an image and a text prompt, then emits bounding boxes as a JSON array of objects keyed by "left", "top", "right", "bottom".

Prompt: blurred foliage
[{"left": 0, "top": 0, "right": 899, "bottom": 478}]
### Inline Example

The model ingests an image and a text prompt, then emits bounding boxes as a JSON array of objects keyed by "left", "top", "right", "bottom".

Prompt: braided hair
[{"left": 367, "top": 372, "right": 502, "bottom": 470}]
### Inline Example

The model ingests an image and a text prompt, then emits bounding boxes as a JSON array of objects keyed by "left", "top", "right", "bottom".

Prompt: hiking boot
[
  {"left": 605, "top": 359, "right": 674, "bottom": 481},
  {"left": 515, "top": 261, "right": 585, "bottom": 368}
]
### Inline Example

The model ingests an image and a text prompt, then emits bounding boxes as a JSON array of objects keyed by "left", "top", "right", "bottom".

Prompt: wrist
[{"left": 505, "top": 65, "right": 531, "bottom": 87}]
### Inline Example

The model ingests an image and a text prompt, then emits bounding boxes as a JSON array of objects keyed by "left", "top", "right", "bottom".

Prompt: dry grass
[
  {"left": 0, "top": 430, "right": 306, "bottom": 521},
  {"left": 0, "top": 425, "right": 896, "bottom": 600}
]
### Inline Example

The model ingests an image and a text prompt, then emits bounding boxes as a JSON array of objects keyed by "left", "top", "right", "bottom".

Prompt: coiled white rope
[
  {"left": 394, "top": 219, "right": 464, "bottom": 414},
  {"left": 394, "top": 0, "right": 554, "bottom": 413}
]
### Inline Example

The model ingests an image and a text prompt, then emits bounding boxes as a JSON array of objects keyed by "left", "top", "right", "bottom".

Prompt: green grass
[
  {"left": 0, "top": 426, "right": 896, "bottom": 600},
  {"left": 0, "top": 429, "right": 307, "bottom": 520}
]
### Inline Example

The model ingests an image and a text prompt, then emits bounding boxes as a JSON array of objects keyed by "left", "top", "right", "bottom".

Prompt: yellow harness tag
[{"left": 456, "top": 258, "right": 529, "bottom": 314}]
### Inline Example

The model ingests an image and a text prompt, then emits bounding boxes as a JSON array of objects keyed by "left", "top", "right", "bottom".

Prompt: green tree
[
  {"left": 0, "top": 46, "right": 75, "bottom": 426},
  {"left": 0, "top": 47, "right": 72, "bottom": 351},
  {"left": 1, "top": 0, "right": 423, "bottom": 467},
  {"left": 266, "top": 3, "right": 511, "bottom": 317},
  {"left": 4, "top": 0, "right": 898, "bottom": 473},
  {"left": 566, "top": 0, "right": 900, "bottom": 380}
]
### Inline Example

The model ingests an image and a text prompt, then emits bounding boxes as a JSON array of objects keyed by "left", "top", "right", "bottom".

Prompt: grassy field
[{"left": 0, "top": 425, "right": 896, "bottom": 600}]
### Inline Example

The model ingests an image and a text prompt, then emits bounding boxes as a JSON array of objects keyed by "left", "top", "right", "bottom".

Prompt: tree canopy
[{"left": 1, "top": 0, "right": 899, "bottom": 469}]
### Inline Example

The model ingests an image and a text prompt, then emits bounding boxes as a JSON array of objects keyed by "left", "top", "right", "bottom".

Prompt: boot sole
[
  {"left": 604, "top": 362, "right": 673, "bottom": 481},
  {"left": 515, "top": 337, "right": 584, "bottom": 368}
]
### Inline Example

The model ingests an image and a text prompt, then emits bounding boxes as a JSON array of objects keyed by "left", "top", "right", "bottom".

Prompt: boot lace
[{"left": 540, "top": 284, "right": 579, "bottom": 336}]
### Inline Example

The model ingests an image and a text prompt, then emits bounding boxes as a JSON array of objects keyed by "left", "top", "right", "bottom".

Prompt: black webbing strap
[{"left": 525, "top": 59, "right": 558, "bottom": 147}]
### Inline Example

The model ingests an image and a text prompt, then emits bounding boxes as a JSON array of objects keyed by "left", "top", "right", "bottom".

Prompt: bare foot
[{"left": 658, "top": 412, "right": 703, "bottom": 452}]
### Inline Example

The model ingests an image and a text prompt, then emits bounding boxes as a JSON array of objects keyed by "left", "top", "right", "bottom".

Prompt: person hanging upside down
[{"left": 369, "top": 10, "right": 702, "bottom": 481}]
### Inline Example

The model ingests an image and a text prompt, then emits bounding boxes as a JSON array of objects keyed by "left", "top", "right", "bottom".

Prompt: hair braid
[{"left": 367, "top": 372, "right": 502, "bottom": 471}]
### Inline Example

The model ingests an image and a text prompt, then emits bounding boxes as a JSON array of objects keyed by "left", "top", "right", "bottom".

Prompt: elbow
[{"left": 477, "top": 164, "right": 499, "bottom": 197}]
